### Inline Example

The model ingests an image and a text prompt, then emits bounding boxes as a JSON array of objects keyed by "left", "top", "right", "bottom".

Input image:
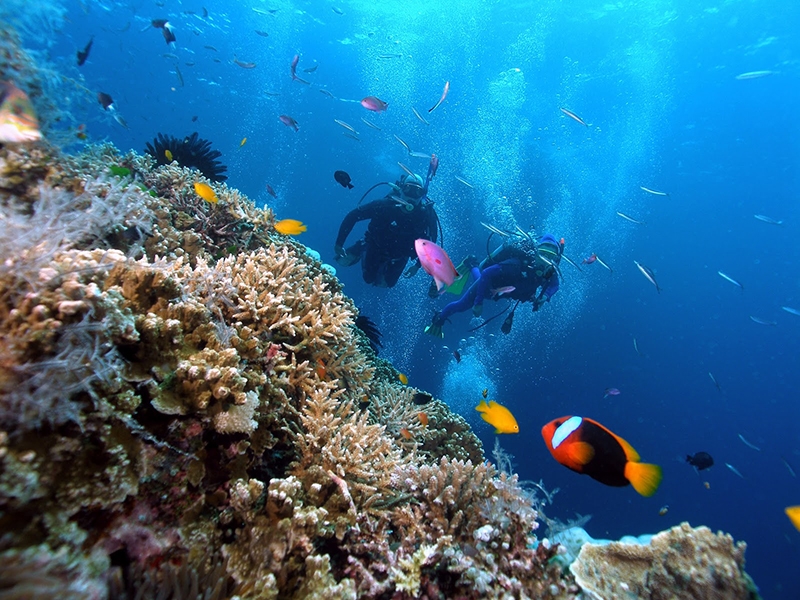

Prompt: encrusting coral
[{"left": 570, "top": 521, "right": 761, "bottom": 600}]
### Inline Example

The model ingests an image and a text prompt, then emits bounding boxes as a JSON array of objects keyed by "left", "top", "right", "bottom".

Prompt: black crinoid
[{"left": 144, "top": 132, "right": 228, "bottom": 182}]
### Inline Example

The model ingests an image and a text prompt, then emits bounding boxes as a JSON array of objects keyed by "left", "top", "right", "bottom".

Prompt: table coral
[{"left": 570, "top": 521, "right": 761, "bottom": 600}]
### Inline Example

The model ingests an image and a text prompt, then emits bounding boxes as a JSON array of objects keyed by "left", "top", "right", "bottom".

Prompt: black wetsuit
[{"left": 335, "top": 197, "right": 438, "bottom": 287}]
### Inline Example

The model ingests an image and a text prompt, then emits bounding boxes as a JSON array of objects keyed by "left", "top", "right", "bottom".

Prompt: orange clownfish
[{"left": 541, "top": 416, "right": 662, "bottom": 497}]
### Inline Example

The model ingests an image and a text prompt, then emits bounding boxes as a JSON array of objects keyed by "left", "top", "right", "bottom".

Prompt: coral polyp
[{"left": 144, "top": 132, "right": 228, "bottom": 182}]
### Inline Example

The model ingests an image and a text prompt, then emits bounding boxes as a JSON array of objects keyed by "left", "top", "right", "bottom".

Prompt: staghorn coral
[{"left": 570, "top": 521, "right": 761, "bottom": 600}]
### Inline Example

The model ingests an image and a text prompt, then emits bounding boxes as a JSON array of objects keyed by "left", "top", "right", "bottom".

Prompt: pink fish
[
  {"left": 361, "top": 95, "right": 388, "bottom": 112},
  {"left": 490, "top": 286, "right": 516, "bottom": 298},
  {"left": 583, "top": 253, "right": 597, "bottom": 265},
  {"left": 604, "top": 388, "right": 621, "bottom": 399},
  {"left": 415, "top": 239, "right": 459, "bottom": 292},
  {"left": 429, "top": 153, "right": 439, "bottom": 179},
  {"left": 279, "top": 114, "right": 299, "bottom": 131}
]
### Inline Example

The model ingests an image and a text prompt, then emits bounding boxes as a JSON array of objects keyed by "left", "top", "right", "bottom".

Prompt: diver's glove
[
  {"left": 463, "top": 255, "right": 479, "bottom": 269},
  {"left": 424, "top": 312, "right": 445, "bottom": 338},
  {"left": 532, "top": 296, "right": 548, "bottom": 312},
  {"left": 404, "top": 260, "right": 421, "bottom": 279}
]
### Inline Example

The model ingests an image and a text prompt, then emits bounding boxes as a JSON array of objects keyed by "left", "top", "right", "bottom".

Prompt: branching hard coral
[{"left": 145, "top": 132, "right": 228, "bottom": 182}]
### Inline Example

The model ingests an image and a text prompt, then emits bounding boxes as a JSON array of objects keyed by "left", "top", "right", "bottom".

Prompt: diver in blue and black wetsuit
[{"left": 424, "top": 233, "right": 563, "bottom": 337}]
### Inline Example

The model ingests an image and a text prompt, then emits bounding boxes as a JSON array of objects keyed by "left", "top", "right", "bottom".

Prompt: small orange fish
[
  {"left": 315, "top": 359, "right": 326, "bottom": 379},
  {"left": 418, "top": 412, "right": 428, "bottom": 426},
  {"left": 274, "top": 219, "right": 306, "bottom": 235},
  {"left": 399, "top": 428, "right": 413, "bottom": 440},
  {"left": 194, "top": 181, "right": 218, "bottom": 204},
  {"left": 165, "top": 148, "right": 173, "bottom": 161},
  {"left": 398, "top": 372, "right": 408, "bottom": 385}
]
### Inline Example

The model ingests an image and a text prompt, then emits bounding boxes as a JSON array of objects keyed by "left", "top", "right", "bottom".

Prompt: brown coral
[{"left": 570, "top": 521, "right": 760, "bottom": 600}]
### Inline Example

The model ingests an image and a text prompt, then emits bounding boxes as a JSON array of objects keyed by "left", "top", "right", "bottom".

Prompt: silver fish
[
  {"left": 343, "top": 132, "right": 360, "bottom": 142},
  {"left": 397, "top": 162, "right": 415, "bottom": 177},
  {"left": 360, "top": 117, "right": 381, "bottom": 130},
  {"left": 738, "top": 434, "right": 761, "bottom": 452},
  {"left": 709, "top": 372, "right": 721, "bottom": 393},
  {"left": 735, "top": 70, "right": 775, "bottom": 80},
  {"left": 319, "top": 89, "right": 336, "bottom": 98},
  {"left": 454, "top": 175, "right": 474, "bottom": 188},
  {"left": 754, "top": 214, "right": 783, "bottom": 225},
  {"left": 725, "top": 463, "right": 745, "bottom": 479},
  {"left": 393, "top": 134, "right": 411, "bottom": 153},
  {"left": 411, "top": 106, "right": 429, "bottom": 125},
  {"left": 560, "top": 107, "right": 588, "bottom": 127},
  {"left": 633, "top": 337, "right": 641, "bottom": 356},
  {"left": 595, "top": 256, "right": 613, "bottom": 273},
  {"left": 718, "top": 271, "right": 743, "bottom": 291},
  {"left": 334, "top": 119, "right": 358, "bottom": 134},
  {"left": 782, "top": 306, "right": 800, "bottom": 316},
  {"left": 408, "top": 151, "right": 431, "bottom": 159},
  {"left": 782, "top": 457, "right": 796, "bottom": 478},
  {"left": 616, "top": 211, "right": 645, "bottom": 225},
  {"left": 634, "top": 260, "right": 661, "bottom": 293},
  {"left": 749, "top": 316, "right": 777, "bottom": 326},
  {"left": 640, "top": 186, "right": 669, "bottom": 196}
]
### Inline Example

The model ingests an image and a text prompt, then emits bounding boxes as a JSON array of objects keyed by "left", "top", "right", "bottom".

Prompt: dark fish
[
  {"left": 332, "top": 6, "right": 344, "bottom": 14},
  {"left": 686, "top": 451, "right": 714, "bottom": 471},
  {"left": 354, "top": 315, "right": 382, "bottom": 353},
  {"left": 77, "top": 36, "right": 93, "bottom": 66},
  {"left": 204, "top": 45, "right": 218, "bottom": 51},
  {"left": 303, "top": 64, "right": 318, "bottom": 73},
  {"left": 97, "top": 92, "right": 114, "bottom": 109},
  {"left": 412, "top": 392, "right": 433, "bottom": 406},
  {"left": 334, "top": 170, "right": 354, "bottom": 189},
  {"left": 255, "top": 30, "right": 269, "bottom": 37},
  {"left": 234, "top": 58, "right": 257, "bottom": 69},
  {"left": 453, "top": 349, "right": 461, "bottom": 363},
  {"left": 202, "top": 7, "right": 208, "bottom": 18},
  {"left": 358, "top": 398, "right": 370, "bottom": 410},
  {"left": 152, "top": 19, "right": 176, "bottom": 44},
  {"left": 266, "top": 184, "right": 277, "bottom": 198},
  {"left": 191, "top": 115, "right": 198, "bottom": 122}
]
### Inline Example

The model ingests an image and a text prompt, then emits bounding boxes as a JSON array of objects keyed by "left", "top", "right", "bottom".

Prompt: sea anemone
[{"left": 144, "top": 132, "right": 228, "bottom": 182}]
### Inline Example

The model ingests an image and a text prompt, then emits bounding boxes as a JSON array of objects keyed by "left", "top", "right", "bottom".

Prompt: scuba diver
[
  {"left": 334, "top": 157, "right": 441, "bottom": 288},
  {"left": 424, "top": 228, "right": 564, "bottom": 337}
]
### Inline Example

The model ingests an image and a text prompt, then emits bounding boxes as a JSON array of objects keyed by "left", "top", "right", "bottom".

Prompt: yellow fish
[
  {"left": 164, "top": 149, "right": 173, "bottom": 161},
  {"left": 194, "top": 181, "right": 218, "bottom": 204},
  {"left": 475, "top": 399, "right": 519, "bottom": 434},
  {"left": 398, "top": 372, "right": 408, "bottom": 385},
  {"left": 274, "top": 219, "right": 307, "bottom": 235},
  {"left": 786, "top": 506, "right": 800, "bottom": 531},
  {"left": 240, "top": 137, "right": 247, "bottom": 147}
]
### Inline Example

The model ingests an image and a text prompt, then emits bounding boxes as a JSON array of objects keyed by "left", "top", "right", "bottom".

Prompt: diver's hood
[
  {"left": 398, "top": 173, "right": 425, "bottom": 200},
  {"left": 537, "top": 234, "right": 562, "bottom": 264}
]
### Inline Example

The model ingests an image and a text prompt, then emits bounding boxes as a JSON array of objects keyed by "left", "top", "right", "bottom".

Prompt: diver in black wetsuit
[{"left": 334, "top": 169, "right": 440, "bottom": 288}]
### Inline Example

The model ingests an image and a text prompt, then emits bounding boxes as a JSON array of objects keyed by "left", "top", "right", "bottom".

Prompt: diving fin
[{"left": 441, "top": 256, "right": 475, "bottom": 296}]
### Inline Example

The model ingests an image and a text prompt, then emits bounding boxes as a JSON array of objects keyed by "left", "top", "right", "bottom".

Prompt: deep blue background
[{"left": 14, "top": 0, "right": 800, "bottom": 597}]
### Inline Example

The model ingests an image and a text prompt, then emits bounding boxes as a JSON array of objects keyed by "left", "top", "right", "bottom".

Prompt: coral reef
[
  {"left": 145, "top": 132, "right": 228, "bottom": 182},
  {"left": 570, "top": 521, "right": 761, "bottom": 600},
  {"left": 0, "top": 22, "right": 759, "bottom": 599}
]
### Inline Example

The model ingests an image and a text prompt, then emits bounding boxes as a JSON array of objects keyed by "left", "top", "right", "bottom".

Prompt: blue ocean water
[{"left": 15, "top": 0, "right": 800, "bottom": 596}]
